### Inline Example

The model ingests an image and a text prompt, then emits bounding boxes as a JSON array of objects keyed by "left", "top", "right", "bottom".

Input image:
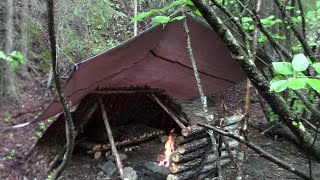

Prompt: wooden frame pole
[
  {"left": 99, "top": 98, "right": 124, "bottom": 179},
  {"left": 148, "top": 94, "right": 186, "bottom": 129}
]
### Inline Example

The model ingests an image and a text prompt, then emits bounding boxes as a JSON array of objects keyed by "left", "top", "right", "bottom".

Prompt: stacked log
[
  {"left": 167, "top": 114, "right": 244, "bottom": 180},
  {"left": 78, "top": 124, "right": 164, "bottom": 156}
]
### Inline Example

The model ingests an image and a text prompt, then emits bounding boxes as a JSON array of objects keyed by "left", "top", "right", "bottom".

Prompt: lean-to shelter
[
  {"left": 24, "top": 15, "right": 249, "bottom": 179},
  {"left": 34, "top": 15, "right": 246, "bottom": 123}
]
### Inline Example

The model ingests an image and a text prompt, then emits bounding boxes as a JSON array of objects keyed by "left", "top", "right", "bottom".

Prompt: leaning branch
[
  {"left": 47, "top": 0, "right": 75, "bottom": 179},
  {"left": 198, "top": 122, "right": 314, "bottom": 180}
]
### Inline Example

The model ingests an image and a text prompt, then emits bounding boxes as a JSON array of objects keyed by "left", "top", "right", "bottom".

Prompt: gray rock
[
  {"left": 100, "top": 160, "right": 117, "bottom": 176},
  {"left": 107, "top": 154, "right": 127, "bottom": 161},
  {"left": 144, "top": 161, "right": 170, "bottom": 175},
  {"left": 123, "top": 167, "right": 138, "bottom": 180}
]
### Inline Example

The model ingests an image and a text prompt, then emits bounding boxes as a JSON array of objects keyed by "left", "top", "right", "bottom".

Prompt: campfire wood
[
  {"left": 167, "top": 159, "right": 231, "bottom": 180},
  {"left": 177, "top": 137, "right": 209, "bottom": 154}
]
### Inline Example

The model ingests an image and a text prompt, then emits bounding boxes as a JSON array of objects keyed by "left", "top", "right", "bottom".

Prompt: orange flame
[{"left": 159, "top": 128, "right": 175, "bottom": 167}]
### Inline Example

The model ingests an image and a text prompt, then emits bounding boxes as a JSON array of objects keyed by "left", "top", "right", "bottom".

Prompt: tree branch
[
  {"left": 198, "top": 122, "right": 314, "bottom": 180},
  {"left": 47, "top": 0, "right": 75, "bottom": 179},
  {"left": 274, "top": 0, "right": 317, "bottom": 63}
]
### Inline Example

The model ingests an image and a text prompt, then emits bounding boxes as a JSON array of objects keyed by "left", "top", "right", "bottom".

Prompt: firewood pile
[{"left": 167, "top": 114, "right": 244, "bottom": 180}]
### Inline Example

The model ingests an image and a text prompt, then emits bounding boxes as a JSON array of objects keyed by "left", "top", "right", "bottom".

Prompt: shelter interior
[{"left": 26, "top": 87, "right": 188, "bottom": 179}]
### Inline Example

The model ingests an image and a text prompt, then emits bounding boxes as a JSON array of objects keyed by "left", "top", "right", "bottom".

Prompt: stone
[
  {"left": 107, "top": 154, "right": 127, "bottom": 161},
  {"left": 100, "top": 160, "right": 117, "bottom": 176},
  {"left": 94, "top": 151, "right": 102, "bottom": 159},
  {"left": 144, "top": 161, "right": 170, "bottom": 175},
  {"left": 123, "top": 167, "right": 138, "bottom": 180}
]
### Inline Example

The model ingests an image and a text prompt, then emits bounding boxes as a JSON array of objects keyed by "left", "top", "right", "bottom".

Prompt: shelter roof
[{"left": 35, "top": 15, "right": 246, "bottom": 122}]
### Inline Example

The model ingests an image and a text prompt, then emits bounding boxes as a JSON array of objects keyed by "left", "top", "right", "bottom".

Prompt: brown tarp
[{"left": 35, "top": 15, "right": 246, "bottom": 122}]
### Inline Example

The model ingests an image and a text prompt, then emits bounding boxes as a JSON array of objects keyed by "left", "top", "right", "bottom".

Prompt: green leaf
[
  {"left": 193, "top": 9, "right": 202, "bottom": 16},
  {"left": 241, "top": 17, "right": 253, "bottom": 23},
  {"left": 270, "top": 76, "right": 288, "bottom": 92},
  {"left": 272, "top": 62, "right": 293, "bottom": 75},
  {"left": 131, "top": 9, "right": 159, "bottom": 23},
  {"left": 312, "top": 63, "right": 320, "bottom": 74},
  {"left": 162, "top": 0, "right": 190, "bottom": 11},
  {"left": 11, "top": 51, "right": 25, "bottom": 64},
  {"left": 308, "top": 79, "right": 320, "bottom": 93},
  {"left": 292, "top": 53, "right": 309, "bottom": 71},
  {"left": 169, "top": 15, "right": 185, "bottom": 22},
  {"left": 287, "top": 77, "right": 308, "bottom": 90},
  {"left": 152, "top": 15, "right": 171, "bottom": 24}
]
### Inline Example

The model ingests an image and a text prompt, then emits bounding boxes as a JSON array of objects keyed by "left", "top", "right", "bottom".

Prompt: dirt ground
[{"left": 0, "top": 81, "right": 319, "bottom": 179}]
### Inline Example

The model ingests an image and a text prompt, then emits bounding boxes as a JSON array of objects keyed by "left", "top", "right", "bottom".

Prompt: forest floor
[{"left": 0, "top": 80, "right": 319, "bottom": 179}]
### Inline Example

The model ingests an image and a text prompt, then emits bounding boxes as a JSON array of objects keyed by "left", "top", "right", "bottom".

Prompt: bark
[
  {"left": 2, "top": 0, "right": 20, "bottom": 102},
  {"left": 181, "top": 125, "right": 205, "bottom": 137},
  {"left": 177, "top": 137, "right": 209, "bottom": 154},
  {"left": 19, "top": 0, "right": 32, "bottom": 81},
  {"left": 46, "top": 1, "right": 75, "bottom": 179},
  {"left": 191, "top": 0, "right": 320, "bottom": 161}
]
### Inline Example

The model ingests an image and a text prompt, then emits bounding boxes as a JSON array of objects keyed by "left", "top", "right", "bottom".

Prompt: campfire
[{"left": 159, "top": 128, "right": 175, "bottom": 167}]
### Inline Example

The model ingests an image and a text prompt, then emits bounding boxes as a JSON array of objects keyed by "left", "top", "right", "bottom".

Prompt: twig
[
  {"left": 198, "top": 122, "right": 314, "bottom": 180},
  {"left": 99, "top": 98, "right": 124, "bottom": 179}
]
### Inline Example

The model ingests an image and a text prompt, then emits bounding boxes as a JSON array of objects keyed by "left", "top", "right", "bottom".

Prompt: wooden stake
[
  {"left": 99, "top": 98, "right": 124, "bottom": 179},
  {"left": 148, "top": 94, "right": 186, "bottom": 128}
]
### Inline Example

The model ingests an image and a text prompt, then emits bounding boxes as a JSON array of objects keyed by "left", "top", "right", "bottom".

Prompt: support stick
[
  {"left": 149, "top": 94, "right": 186, "bottom": 128},
  {"left": 99, "top": 98, "right": 124, "bottom": 179}
]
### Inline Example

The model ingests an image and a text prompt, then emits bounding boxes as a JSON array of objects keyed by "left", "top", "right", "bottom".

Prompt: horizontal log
[
  {"left": 167, "top": 159, "right": 230, "bottom": 180},
  {"left": 177, "top": 137, "right": 209, "bottom": 154},
  {"left": 170, "top": 154, "right": 215, "bottom": 174},
  {"left": 171, "top": 149, "right": 206, "bottom": 163},
  {"left": 181, "top": 126, "right": 205, "bottom": 137},
  {"left": 172, "top": 148, "right": 238, "bottom": 164},
  {"left": 222, "top": 114, "right": 245, "bottom": 126},
  {"left": 82, "top": 131, "right": 163, "bottom": 154},
  {"left": 175, "top": 132, "right": 209, "bottom": 146}
]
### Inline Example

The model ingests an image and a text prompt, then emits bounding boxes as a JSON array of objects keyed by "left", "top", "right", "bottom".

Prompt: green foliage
[
  {"left": 270, "top": 54, "right": 320, "bottom": 93},
  {"left": 1, "top": 112, "right": 12, "bottom": 123},
  {"left": 0, "top": 50, "right": 26, "bottom": 69},
  {"left": 272, "top": 62, "right": 293, "bottom": 75},
  {"left": 132, "top": 0, "right": 195, "bottom": 26},
  {"left": 47, "top": 118, "right": 54, "bottom": 123},
  {"left": 5, "top": 149, "right": 16, "bottom": 160},
  {"left": 266, "top": 107, "right": 280, "bottom": 122},
  {"left": 34, "top": 122, "right": 47, "bottom": 138}
]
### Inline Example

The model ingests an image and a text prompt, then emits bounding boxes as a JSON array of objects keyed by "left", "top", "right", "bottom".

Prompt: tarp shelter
[{"left": 35, "top": 15, "right": 246, "bottom": 122}]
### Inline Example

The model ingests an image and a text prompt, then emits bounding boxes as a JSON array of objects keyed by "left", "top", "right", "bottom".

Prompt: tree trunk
[
  {"left": 2, "top": 0, "right": 20, "bottom": 102},
  {"left": 19, "top": 0, "right": 32, "bottom": 81}
]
